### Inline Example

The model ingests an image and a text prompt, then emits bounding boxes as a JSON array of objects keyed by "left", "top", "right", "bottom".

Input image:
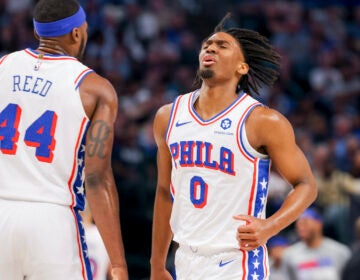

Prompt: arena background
[{"left": 1, "top": 0, "right": 359, "bottom": 279}]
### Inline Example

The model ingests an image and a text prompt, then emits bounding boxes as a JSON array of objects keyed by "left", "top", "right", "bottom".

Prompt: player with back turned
[
  {"left": 150, "top": 13, "right": 317, "bottom": 279},
  {"left": 0, "top": 0, "right": 128, "bottom": 279}
]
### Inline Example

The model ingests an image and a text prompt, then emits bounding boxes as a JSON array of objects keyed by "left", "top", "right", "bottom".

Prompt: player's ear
[
  {"left": 237, "top": 62, "right": 249, "bottom": 75},
  {"left": 70, "top": 27, "right": 81, "bottom": 43}
]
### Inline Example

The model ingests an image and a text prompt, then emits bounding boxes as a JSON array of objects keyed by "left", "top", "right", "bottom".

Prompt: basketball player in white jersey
[
  {"left": 0, "top": 0, "right": 128, "bottom": 279},
  {"left": 150, "top": 13, "right": 317, "bottom": 280}
]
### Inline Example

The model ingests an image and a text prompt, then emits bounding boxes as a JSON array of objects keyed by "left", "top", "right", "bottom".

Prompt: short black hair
[
  {"left": 195, "top": 13, "right": 281, "bottom": 96},
  {"left": 34, "top": 0, "right": 80, "bottom": 23}
]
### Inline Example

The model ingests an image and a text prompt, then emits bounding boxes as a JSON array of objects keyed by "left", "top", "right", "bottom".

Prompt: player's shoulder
[
  {"left": 154, "top": 102, "right": 173, "bottom": 128},
  {"left": 0, "top": 49, "right": 24, "bottom": 65},
  {"left": 156, "top": 103, "right": 173, "bottom": 116},
  {"left": 247, "top": 105, "right": 294, "bottom": 138},
  {"left": 250, "top": 105, "right": 287, "bottom": 124},
  {"left": 154, "top": 92, "right": 191, "bottom": 125},
  {"left": 81, "top": 72, "right": 116, "bottom": 98}
]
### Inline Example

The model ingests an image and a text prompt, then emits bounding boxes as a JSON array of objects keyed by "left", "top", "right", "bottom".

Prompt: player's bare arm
[
  {"left": 150, "top": 104, "right": 175, "bottom": 280},
  {"left": 234, "top": 106, "right": 317, "bottom": 251},
  {"left": 80, "top": 72, "right": 128, "bottom": 279}
]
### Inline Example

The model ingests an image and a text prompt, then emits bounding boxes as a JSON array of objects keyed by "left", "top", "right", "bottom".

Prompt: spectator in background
[
  {"left": 342, "top": 217, "right": 360, "bottom": 280},
  {"left": 282, "top": 208, "right": 351, "bottom": 280},
  {"left": 268, "top": 235, "right": 289, "bottom": 280},
  {"left": 347, "top": 149, "right": 360, "bottom": 242},
  {"left": 1, "top": 0, "right": 358, "bottom": 278},
  {"left": 312, "top": 144, "right": 352, "bottom": 244}
]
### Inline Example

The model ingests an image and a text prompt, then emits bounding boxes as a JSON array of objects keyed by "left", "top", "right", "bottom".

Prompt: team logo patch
[{"left": 220, "top": 118, "right": 232, "bottom": 130}]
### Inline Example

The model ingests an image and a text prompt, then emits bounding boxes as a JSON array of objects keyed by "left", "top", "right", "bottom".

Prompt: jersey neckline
[
  {"left": 188, "top": 89, "right": 247, "bottom": 125},
  {"left": 24, "top": 48, "right": 78, "bottom": 61}
]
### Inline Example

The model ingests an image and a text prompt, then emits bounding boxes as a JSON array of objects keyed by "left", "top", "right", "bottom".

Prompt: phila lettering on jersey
[
  {"left": 0, "top": 49, "right": 93, "bottom": 210},
  {"left": 166, "top": 90, "right": 271, "bottom": 279}
]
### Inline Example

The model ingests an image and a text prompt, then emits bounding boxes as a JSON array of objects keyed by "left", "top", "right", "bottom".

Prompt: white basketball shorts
[
  {"left": 0, "top": 198, "right": 92, "bottom": 280},
  {"left": 174, "top": 244, "right": 270, "bottom": 280}
]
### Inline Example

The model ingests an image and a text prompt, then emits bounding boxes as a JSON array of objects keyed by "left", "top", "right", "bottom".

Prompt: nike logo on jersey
[
  {"left": 175, "top": 120, "right": 191, "bottom": 127},
  {"left": 219, "top": 259, "right": 235, "bottom": 267}
]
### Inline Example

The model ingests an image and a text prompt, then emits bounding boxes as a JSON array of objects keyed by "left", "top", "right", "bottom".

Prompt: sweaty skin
[
  {"left": 150, "top": 31, "right": 317, "bottom": 279},
  {"left": 35, "top": 19, "right": 128, "bottom": 280}
]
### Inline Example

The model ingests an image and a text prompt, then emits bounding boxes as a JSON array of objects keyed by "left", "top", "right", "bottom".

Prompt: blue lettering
[
  {"left": 219, "top": 147, "right": 235, "bottom": 175},
  {"left": 204, "top": 142, "right": 218, "bottom": 169},
  {"left": 194, "top": 141, "right": 204, "bottom": 167},
  {"left": 170, "top": 140, "right": 235, "bottom": 175},
  {"left": 11, "top": 75, "right": 52, "bottom": 97},
  {"left": 13, "top": 75, "right": 21, "bottom": 92},
  {"left": 39, "top": 81, "right": 52, "bottom": 97},
  {"left": 23, "top": 75, "right": 33, "bottom": 92},
  {"left": 32, "top": 77, "right": 43, "bottom": 94},
  {"left": 169, "top": 143, "right": 179, "bottom": 168},
  {"left": 179, "top": 140, "right": 194, "bottom": 166}
]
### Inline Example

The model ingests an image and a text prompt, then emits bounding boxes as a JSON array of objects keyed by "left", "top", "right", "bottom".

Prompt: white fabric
[{"left": 0, "top": 49, "right": 91, "bottom": 208}]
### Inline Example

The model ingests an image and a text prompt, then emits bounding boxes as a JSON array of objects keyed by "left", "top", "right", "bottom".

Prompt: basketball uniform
[
  {"left": 0, "top": 48, "right": 93, "bottom": 279},
  {"left": 166, "top": 90, "right": 271, "bottom": 279}
]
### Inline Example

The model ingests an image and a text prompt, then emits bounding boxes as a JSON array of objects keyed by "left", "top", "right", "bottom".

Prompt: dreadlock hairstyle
[
  {"left": 195, "top": 13, "right": 281, "bottom": 96},
  {"left": 34, "top": 0, "right": 80, "bottom": 22}
]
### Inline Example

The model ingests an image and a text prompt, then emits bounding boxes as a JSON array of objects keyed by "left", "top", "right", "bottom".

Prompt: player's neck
[
  {"left": 195, "top": 84, "right": 239, "bottom": 120},
  {"left": 37, "top": 39, "right": 68, "bottom": 55}
]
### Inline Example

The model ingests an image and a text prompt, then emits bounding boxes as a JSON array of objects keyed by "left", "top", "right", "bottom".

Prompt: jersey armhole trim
[
  {"left": 166, "top": 95, "right": 184, "bottom": 144},
  {"left": 75, "top": 69, "right": 94, "bottom": 90},
  {"left": 237, "top": 103, "right": 269, "bottom": 160},
  {"left": 0, "top": 54, "right": 9, "bottom": 65}
]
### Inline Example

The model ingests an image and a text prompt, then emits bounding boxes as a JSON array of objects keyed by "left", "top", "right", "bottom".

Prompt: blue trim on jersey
[
  {"left": 170, "top": 192, "right": 174, "bottom": 203},
  {"left": 75, "top": 69, "right": 94, "bottom": 90},
  {"left": 247, "top": 246, "right": 266, "bottom": 280},
  {"left": 75, "top": 210, "right": 93, "bottom": 280},
  {"left": 73, "top": 122, "right": 90, "bottom": 211},
  {"left": 165, "top": 95, "right": 181, "bottom": 141},
  {"left": 253, "top": 159, "right": 270, "bottom": 217},
  {"left": 190, "top": 90, "right": 245, "bottom": 123},
  {"left": 238, "top": 103, "right": 262, "bottom": 160}
]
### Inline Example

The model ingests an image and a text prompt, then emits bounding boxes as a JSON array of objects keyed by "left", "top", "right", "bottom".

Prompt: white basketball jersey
[
  {"left": 167, "top": 90, "right": 271, "bottom": 277},
  {"left": 0, "top": 49, "right": 93, "bottom": 209}
]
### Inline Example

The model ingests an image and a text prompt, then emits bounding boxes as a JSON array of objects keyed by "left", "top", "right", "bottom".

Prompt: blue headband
[
  {"left": 267, "top": 236, "right": 289, "bottom": 248},
  {"left": 299, "top": 208, "right": 323, "bottom": 222},
  {"left": 33, "top": 6, "right": 86, "bottom": 37}
]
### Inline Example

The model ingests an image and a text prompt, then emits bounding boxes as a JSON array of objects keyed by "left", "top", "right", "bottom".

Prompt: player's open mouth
[{"left": 202, "top": 55, "right": 216, "bottom": 66}]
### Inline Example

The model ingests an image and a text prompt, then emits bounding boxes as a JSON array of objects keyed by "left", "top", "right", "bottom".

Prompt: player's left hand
[{"left": 233, "top": 215, "right": 272, "bottom": 251}]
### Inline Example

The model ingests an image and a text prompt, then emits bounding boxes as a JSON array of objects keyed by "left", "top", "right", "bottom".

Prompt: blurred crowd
[{"left": 1, "top": 0, "right": 359, "bottom": 279}]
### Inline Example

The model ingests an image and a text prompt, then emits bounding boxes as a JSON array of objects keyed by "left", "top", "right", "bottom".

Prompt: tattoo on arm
[{"left": 87, "top": 120, "right": 110, "bottom": 158}]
